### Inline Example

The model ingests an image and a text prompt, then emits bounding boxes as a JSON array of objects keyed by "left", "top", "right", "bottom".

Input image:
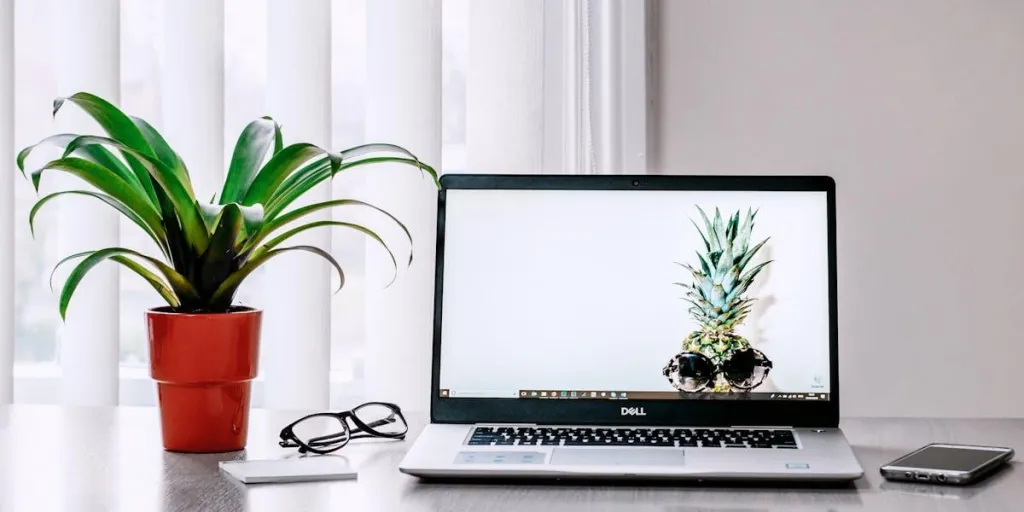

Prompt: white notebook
[{"left": 219, "top": 456, "right": 358, "bottom": 484}]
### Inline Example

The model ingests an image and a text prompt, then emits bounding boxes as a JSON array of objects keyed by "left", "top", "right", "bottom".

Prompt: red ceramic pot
[{"left": 148, "top": 307, "right": 262, "bottom": 453}]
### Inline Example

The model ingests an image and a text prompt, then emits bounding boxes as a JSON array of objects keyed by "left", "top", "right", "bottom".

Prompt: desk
[{"left": 0, "top": 406, "right": 1020, "bottom": 511}]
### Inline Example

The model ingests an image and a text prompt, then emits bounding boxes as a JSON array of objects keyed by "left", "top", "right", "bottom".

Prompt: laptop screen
[{"left": 437, "top": 187, "right": 831, "bottom": 403}]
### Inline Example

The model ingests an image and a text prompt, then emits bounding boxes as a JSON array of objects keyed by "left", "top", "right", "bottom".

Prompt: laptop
[{"left": 399, "top": 174, "right": 863, "bottom": 481}]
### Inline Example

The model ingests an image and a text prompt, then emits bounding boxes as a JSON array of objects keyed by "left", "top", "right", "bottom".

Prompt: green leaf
[
  {"left": 209, "top": 245, "right": 345, "bottom": 309},
  {"left": 712, "top": 208, "right": 727, "bottom": 250},
  {"left": 221, "top": 117, "right": 279, "bottom": 204},
  {"left": 29, "top": 190, "right": 168, "bottom": 257},
  {"left": 736, "top": 237, "right": 769, "bottom": 271},
  {"left": 60, "top": 135, "right": 158, "bottom": 202},
  {"left": 695, "top": 252, "right": 712, "bottom": 276},
  {"left": 17, "top": 133, "right": 76, "bottom": 177},
  {"left": 196, "top": 204, "right": 246, "bottom": 297},
  {"left": 131, "top": 116, "right": 194, "bottom": 196},
  {"left": 247, "top": 199, "right": 411, "bottom": 264},
  {"left": 689, "top": 219, "right": 710, "bottom": 252},
  {"left": 696, "top": 206, "right": 719, "bottom": 253},
  {"left": 714, "top": 245, "right": 733, "bottom": 281},
  {"left": 30, "top": 157, "right": 165, "bottom": 238},
  {"left": 199, "top": 202, "right": 264, "bottom": 241},
  {"left": 738, "top": 260, "right": 772, "bottom": 287},
  {"left": 726, "top": 211, "right": 739, "bottom": 241},
  {"left": 109, "top": 255, "right": 180, "bottom": 308},
  {"left": 266, "top": 156, "right": 439, "bottom": 220},
  {"left": 242, "top": 144, "right": 333, "bottom": 206},
  {"left": 49, "top": 251, "right": 95, "bottom": 291},
  {"left": 709, "top": 284, "right": 726, "bottom": 309},
  {"left": 57, "top": 247, "right": 200, "bottom": 319},
  {"left": 273, "top": 119, "right": 283, "bottom": 155},
  {"left": 256, "top": 220, "right": 401, "bottom": 286},
  {"left": 53, "top": 93, "right": 154, "bottom": 156},
  {"left": 734, "top": 208, "right": 755, "bottom": 255},
  {"left": 60, "top": 137, "right": 208, "bottom": 254}
]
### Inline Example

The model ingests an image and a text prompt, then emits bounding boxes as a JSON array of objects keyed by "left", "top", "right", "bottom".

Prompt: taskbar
[{"left": 438, "top": 389, "right": 830, "bottom": 401}]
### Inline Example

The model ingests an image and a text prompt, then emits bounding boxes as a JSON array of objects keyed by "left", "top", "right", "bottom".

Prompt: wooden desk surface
[{"left": 0, "top": 406, "right": 1020, "bottom": 511}]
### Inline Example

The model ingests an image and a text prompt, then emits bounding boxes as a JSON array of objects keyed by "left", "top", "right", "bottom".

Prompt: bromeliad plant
[{"left": 17, "top": 92, "right": 437, "bottom": 318}]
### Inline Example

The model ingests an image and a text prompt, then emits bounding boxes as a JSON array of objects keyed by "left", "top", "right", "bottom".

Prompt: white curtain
[
  {"left": 0, "top": 0, "right": 648, "bottom": 408},
  {"left": 0, "top": 0, "right": 13, "bottom": 405}
]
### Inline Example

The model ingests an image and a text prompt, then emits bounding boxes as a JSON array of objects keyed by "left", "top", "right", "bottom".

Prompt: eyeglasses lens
[
  {"left": 722, "top": 349, "right": 771, "bottom": 389},
  {"left": 352, "top": 403, "right": 408, "bottom": 436},
  {"left": 667, "top": 353, "right": 715, "bottom": 392},
  {"left": 292, "top": 414, "right": 349, "bottom": 450}
]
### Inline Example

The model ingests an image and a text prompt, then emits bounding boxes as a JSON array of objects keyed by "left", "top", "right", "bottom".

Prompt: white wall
[{"left": 652, "top": 0, "right": 1024, "bottom": 417}]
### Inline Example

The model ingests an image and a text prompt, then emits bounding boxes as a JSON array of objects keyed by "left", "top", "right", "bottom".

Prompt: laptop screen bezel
[{"left": 430, "top": 174, "right": 839, "bottom": 428}]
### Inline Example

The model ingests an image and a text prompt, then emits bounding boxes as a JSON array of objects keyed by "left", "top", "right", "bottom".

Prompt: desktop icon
[
  {"left": 540, "top": 391, "right": 547, "bottom": 397},
  {"left": 531, "top": 391, "right": 537, "bottom": 397},
  {"left": 560, "top": 391, "right": 567, "bottom": 397},
  {"left": 440, "top": 390, "right": 449, "bottom": 397},
  {"left": 620, "top": 392, "right": 627, "bottom": 398},
  {"left": 591, "top": 391, "right": 597, "bottom": 397},
  {"left": 771, "top": 394, "right": 776, "bottom": 399},
  {"left": 571, "top": 391, "right": 577, "bottom": 397},
  {"left": 601, "top": 392, "right": 607, "bottom": 397},
  {"left": 521, "top": 391, "right": 527, "bottom": 397},
  {"left": 610, "top": 392, "right": 617, "bottom": 398}
]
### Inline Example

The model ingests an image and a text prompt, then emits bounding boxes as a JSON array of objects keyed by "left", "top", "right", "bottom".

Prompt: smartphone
[{"left": 880, "top": 443, "right": 1014, "bottom": 485}]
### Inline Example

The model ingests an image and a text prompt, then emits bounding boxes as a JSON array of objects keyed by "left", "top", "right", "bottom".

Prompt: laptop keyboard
[{"left": 467, "top": 427, "right": 799, "bottom": 449}]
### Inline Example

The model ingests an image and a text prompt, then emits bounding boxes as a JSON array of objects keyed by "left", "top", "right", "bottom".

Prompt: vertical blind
[{"left": 0, "top": 0, "right": 648, "bottom": 409}]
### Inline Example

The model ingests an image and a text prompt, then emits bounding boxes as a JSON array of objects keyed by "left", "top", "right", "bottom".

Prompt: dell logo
[{"left": 621, "top": 407, "right": 646, "bottom": 416}]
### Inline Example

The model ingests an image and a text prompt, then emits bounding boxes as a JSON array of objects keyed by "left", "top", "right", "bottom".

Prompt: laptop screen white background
[{"left": 438, "top": 188, "right": 831, "bottom": 397}]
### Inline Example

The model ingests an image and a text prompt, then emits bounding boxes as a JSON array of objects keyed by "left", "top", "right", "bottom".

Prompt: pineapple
[{"left": 667, "top": 206, "right": 771, "bottom": 392}]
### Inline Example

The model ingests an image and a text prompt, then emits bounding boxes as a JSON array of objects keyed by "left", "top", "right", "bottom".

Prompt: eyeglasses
[
  {"left": 278, "top": 402, "right": 408, "bottom": 455},
  {"left": 662, "top": 348, "right": 773, "bottom": 393}
]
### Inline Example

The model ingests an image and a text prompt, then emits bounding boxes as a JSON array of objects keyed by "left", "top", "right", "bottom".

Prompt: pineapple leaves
[
  {"left": 712, "top": 208, "right": 727, "bottom": 250},
  {"left": 221, "top": 117, "right": 280, "bottom": 204},
  {"left": 736, "top": 237, "right": 769, "bottom": 271},
  {"left": 679, "top": 205, "right": 772, "bottom": 332},
  {"left": 690, "top": 219, "right": 710, "bottom": 252},
  {"left": 734, "top": 208, "right": 756, "bottom": 255},
  {"left": 21, "top": 92, "right": 436, "bottom": 317},
  {"left": 695, "top": 206, "right": 719, "bottom": 253}
]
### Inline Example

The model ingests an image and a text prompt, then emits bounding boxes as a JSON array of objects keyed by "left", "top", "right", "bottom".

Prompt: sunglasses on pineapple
[{"left": 662, "top": 348, "right": 773, "bottom": 393}]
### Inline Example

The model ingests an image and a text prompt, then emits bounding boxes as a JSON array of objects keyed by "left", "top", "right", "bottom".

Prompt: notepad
[{"left": 219, "top": 456, "right": 358, "bottom": 484}]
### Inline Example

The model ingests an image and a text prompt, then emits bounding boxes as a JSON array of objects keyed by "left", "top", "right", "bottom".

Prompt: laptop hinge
[{"left": 731, "top": 425, "right": 794, "bottom": 429}]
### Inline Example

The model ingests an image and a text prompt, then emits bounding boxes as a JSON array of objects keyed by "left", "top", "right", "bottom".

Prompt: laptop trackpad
[{"left": 551, "top": 448, "right": 685, "bottom": 466}]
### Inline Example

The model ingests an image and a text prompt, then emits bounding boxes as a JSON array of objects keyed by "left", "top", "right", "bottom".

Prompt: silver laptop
[{"left": 399, "top": 174, "right": 863, "bottom": 481}]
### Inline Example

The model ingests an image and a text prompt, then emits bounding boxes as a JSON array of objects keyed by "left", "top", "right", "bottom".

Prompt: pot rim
[{"left": 147, "top": 306, "right": 262, "bottom": 317}]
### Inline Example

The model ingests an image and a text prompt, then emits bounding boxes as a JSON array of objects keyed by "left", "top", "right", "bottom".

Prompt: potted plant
[{"left": 16, "top": 92, "right": 436, "bottom": 453}]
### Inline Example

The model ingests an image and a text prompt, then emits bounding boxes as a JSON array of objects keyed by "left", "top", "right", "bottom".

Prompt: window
[
  {"left": 9, "top": 0, "right": 647, "bottom": 406},
  {"left": 12, "top": 0, "right": 470, "bottom": 406}
]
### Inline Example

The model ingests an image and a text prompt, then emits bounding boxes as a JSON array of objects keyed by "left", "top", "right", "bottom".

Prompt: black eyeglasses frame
[{"left": 278, "top": 401, "right": 408, "bottom": 455}]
